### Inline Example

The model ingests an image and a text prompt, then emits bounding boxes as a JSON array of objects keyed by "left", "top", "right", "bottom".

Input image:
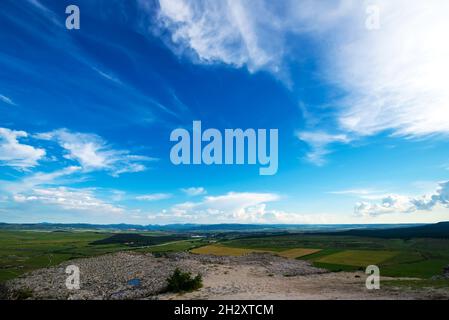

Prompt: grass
[
  {"left": 383, "top": 278, "right": 449, "bottom": 290},
  {"left": 381, "top": 258, "right": 449, "bottom": 278},
  {"left": 0, "top": 230, "right": 203, "bottom": 282},
  {"left": 315, "top": 250, "right": 398, "bottom": 267},
  {"left": 0, "top": 230, "right": 128, "bottom": 282}
]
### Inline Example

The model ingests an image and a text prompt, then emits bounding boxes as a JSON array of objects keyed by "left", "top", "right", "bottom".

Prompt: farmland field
[
  {"left": 0, "top": 230, "right": 203, "bottom": 282},
  {"left": 277, "top": 248, "right": 322, "bottom": 259},
  {"left": 2, "top": 228, "right": 449, "bottom": 284},
  {"left": 314, "top": 250, "right": 397, "bottom": 266},
  {"left": 191, "top": 244, "right": 322, "bottom": 258},
  {"left": 191, "top": 245, "right": 271, "bottom": 256}
]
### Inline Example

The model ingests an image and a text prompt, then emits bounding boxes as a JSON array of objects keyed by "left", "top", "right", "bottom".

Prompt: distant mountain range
[
  {"left": 1, "top": 221, "right": 448, "bottom": 238},
  {"left": 0, "top": 222, "right": 425, "bottom": 233},
  {"left": 322, "top": 221, "right": 449, "bottom": 239}
]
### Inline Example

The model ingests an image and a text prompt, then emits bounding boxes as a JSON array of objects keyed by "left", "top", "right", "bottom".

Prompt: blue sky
[{"left": 1, "top": 0, "right": 449, "bottom": 224}]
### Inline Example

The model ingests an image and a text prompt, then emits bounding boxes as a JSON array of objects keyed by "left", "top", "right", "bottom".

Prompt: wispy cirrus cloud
[
  {"left": 35, "top": 129, "right": 156, "bottom": 177},
  {"left": 13, "top": 186, "right": 125, "bottom": 214},
  {"left": 0, "top": 127, "right": 46, "bottom": 170},
  {"left": 0, "top": 94, "right": 16, "bottom": 106},
  {"left": 333, "top": 2, "right": 449, "bottom": 138},
  {"left": 153, "top": 0, "right": 355, "bottom": 79},
  {"left": 136, "top": 193, "right": 172, "bottom": 201},
  {"left": 156, "top": 0, "right": 275, "bottom": 73},
  {"left": 329, "top": 188, "right": 390, "bottom": 201},
  {"left": 0, "top": 166, "right": 82, "bottom": 195},
  {"left": 154, "top": 0, "right": 449, "bottom": 164},
  {"left": 91, "top": 67, "right": 123, "bottom": 85},
  {"left": 296, "top": 131, "right": 350, "bottom": 165},
  {"left": 181, "top": 187, "right": 207, "bottom": 196},
  {"left": 0, "top": 165, "right": 126, "bottom": 220},
  {"left": 26, "top": 0, "right": 63, "bottom": 27}
]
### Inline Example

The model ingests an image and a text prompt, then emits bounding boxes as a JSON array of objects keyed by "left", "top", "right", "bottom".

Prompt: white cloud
[
  {"left": 154, "top": 1, "right": 449, "bottom": 163},
  {"left": 0, "top": 127, "right": 46, "bottom": 169},
  {"left": 92, "top": 67, "right": 123, "bottom": 85},
  {"left": 330, "top": 188, "right": 377, "bottom": 196},
  {"left": 354, "top": 181, "right": 449, "bottom": 217},
  {"left": 148, "top": 191, "right": 350, "bottom": 224},
  {"left": 0, "top": 94, "right": 16, "bottom": 106},
  {"left": 181, "top": 187, "right": 207, "bottom": 196},
  {"left": 305, "top": 1, "right": 449, "bottom": 161},
  {"left": 1, "top": 165, "right": 127, "bottom": 219},
  {"left": 1, "top": 166, "right": 82, "bottom": 195},
  {"left": 26, "top": 0, "right": 62, "bottom": 26},
  {"left": 136, "top": 193, "right": 172, "bottom": 201},
  {"left": 329, "top": 188, "right": 391, "bottom": 200},
  {"left": 36, "top": 129, "right": 155, "bottom": 176},
  {"left": 152, "top": 191, "right": 280, "bottom": 222},
  {"left": 154, "top": 0, "right": 356, "bottom": 78},
  {"left": 331, "top": 1, "right": 449, "bottom": 139},
  {"left": 12, "top": 187, "right": 124, "bottom": 214},
  {"left": 154, "top": 0, "right": 288, "bottom": 76},
  {"left": 296, "top": 131, "right": 350, "bottom": 165}
]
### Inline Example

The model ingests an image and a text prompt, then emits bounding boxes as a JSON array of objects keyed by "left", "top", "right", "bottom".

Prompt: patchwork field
[
  {"left": 1, "top": 229, "right": 449, "bottom": 286},
  {"left": 222, "top": 235, "right": 449, "bottom": 278}
]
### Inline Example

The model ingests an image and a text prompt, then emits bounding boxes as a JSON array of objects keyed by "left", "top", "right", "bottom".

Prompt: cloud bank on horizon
[{"left": 0, "top": 0, "right": 449, "bottom": 224}]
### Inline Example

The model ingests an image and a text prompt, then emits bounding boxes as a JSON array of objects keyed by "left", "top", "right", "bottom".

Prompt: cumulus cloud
[
  {"left": 181, "top": 187, "right": 207, "bottom": 196},
  {"left": 150, "top": 191, "right": 280, "bottom": 222},
  {"left": 36, "top": 129, "right": 156, "bottom": 176},
  {"left": 354, "top": 181, "right": 449, "bottom": 217},
  {"left": 148, "top": 191, "right": 346, "bottom": 223},
  {"left": 136, "top": 193, "right": 172, "bottom": 201},
  {"left": 0, "top": 127, "right": 46, "bottom": 169}
]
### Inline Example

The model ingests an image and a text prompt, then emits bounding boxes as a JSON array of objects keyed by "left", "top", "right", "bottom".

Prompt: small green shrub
[
  {"left": 10, "top": 288, "right": 33, "bottom": 300},
  {"left": 166, "top": 268, "right": 202, "bottom": 293},
  {"left": 0, "top": 283, "right": 10, "bottom": 300}
]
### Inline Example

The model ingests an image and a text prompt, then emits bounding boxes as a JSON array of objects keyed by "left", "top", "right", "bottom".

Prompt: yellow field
[
  {"left": 316, "top": 250, "right": 397, "bottom": 267},
  {"left": 277, "top": 248, "right": 321, "bottom": 259},
  {"left": 191, "top": 245, "right": 321, "bottom": 259},
  {"left": 190, "top": 245, "right": 271, "bottom": 256}
]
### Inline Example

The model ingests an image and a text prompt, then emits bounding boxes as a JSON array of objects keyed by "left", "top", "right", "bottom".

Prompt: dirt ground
[{"left": 160, "top": 263, "right": 449, "bottom": 300}]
